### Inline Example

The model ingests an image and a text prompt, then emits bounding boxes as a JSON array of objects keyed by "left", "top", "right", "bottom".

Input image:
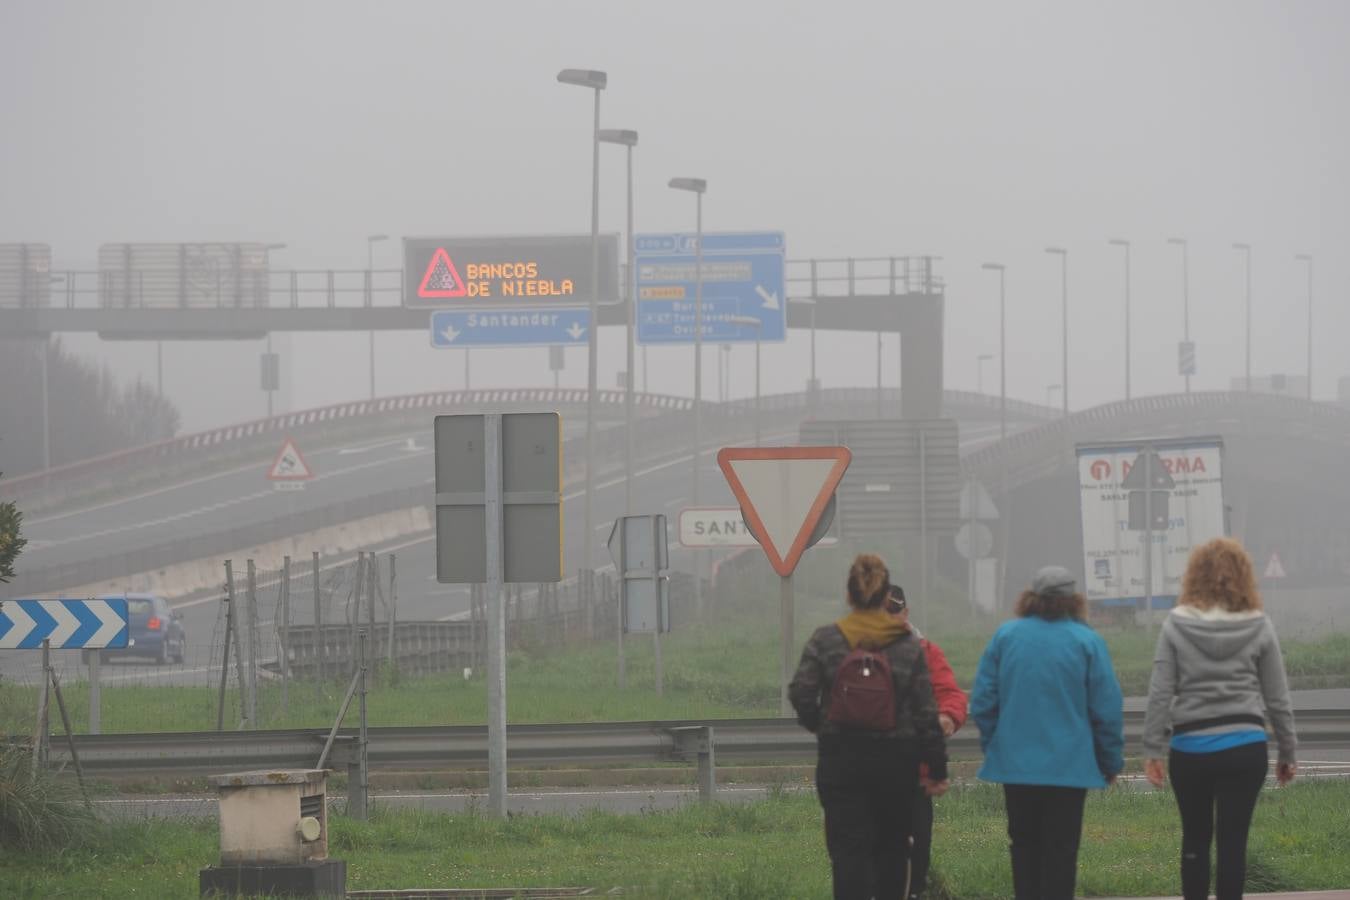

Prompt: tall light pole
[
  {"left": 1045, "top": 247, "right": 1068, "bottom": 416},
  {"left": 1233, "top": 243, "right": 1252, "bottom": 392},
  {"left": 728, "top": 315, "right": 763, "bottom": 445},
  {"left": 365, "top": 234, "right": 388, "bottom": 401},
  {"left": 263, "top": 243, "right": 287, "bottom": 417},
  {"left": 1296, "top": 253, "right": 1312, "bottom": 400},
  {"left": 977, "top": 353, "right": 994, "bottom": 396},
  {"left": 789, "top": 298, "right": 818, "bottom": 413},
  {"left": 599, "top": 128, "right": 639, "bottom": 514},
  {"left": 981, "top": 263, "right": 1007, "bottom": 442},
  {"left": 557, "top": 68, "right": 607, "bottom": 568},
  {"left": 1109, "top": 239, "right": 1131, "bottom": 400},
  {"left": 669, "top": 177, "right": 707, "bottom": 505},
  {"left": 1167, "top": 238, "right": 1191, "bottom": 393}
]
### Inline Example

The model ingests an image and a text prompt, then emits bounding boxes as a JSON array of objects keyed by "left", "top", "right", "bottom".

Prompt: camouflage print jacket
[{"left": 788, "top": 625, "right": 949, "bottom": 781}]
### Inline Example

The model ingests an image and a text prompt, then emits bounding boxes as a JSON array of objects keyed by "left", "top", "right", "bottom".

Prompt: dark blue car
[{"left": 84, "top": 593, "right": 186, "bottom": 665}]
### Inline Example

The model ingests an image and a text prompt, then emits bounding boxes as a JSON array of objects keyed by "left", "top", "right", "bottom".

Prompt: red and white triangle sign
[
  {"left": 717, "top": 446, "right": 852, "bottom": 577},
  {"left": 417, "top": 247, "right": 467, "bottom": 299},
  {"left": 1263, "top": 552, "right": 1287, "bottom": 579},
  {"left": 268, "top": 437, "right": 314, "bottom": 481}
]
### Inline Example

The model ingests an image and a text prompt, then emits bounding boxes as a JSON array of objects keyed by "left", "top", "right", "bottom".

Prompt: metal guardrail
[{"left": 29, "top": 709, "right": 1350, "bottom": 777}]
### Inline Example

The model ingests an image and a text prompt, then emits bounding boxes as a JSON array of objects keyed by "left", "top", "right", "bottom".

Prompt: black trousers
[
  {"left": 816, "top": 737, "right": 921, "bottom": 900},
  {"left": 1002, "top": 784, "right": 1087, "bottom": 900},
  {"left": 1169, "top": 742, "right": 1268, "bottom": 900},
  {"left": 906, "top": 791, "right": 934, "bottom": 898}
]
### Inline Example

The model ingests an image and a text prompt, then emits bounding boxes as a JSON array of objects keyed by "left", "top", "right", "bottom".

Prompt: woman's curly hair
[
  {"left": 1180, "top": 537, "right": 1262, "bottom": 612},
  {"left": 846, "top": 554, "right": 890, "bottom": 609}
]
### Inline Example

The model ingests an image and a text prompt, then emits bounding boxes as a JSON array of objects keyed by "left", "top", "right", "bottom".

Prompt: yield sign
[
  {"left": 268, "top": 437, "right": 313, "bottom": 481},
  {"left": 716, "top": 446, "right": 852, "bottom": 577},
  {"left": 418, "top": 247, "right": 468, "bottom": 299},
  {"left": 1263, "top": 552, "right": 1287, "bottom": 579}
]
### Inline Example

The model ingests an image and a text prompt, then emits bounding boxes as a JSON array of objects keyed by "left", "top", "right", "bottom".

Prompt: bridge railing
[{"left": 25, "top": 254, "right": 945, "bottom": 312}]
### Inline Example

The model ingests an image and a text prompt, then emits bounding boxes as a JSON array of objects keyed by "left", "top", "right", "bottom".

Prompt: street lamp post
[
  {"left": 263, "top": 243, "right": 287, "bottom": 418},
  {"left": 1109, "top": 239, "right": 1131, "bottom": 400},
  {"left": 557, "top": 68, "right": 608, "bottom": 570},
  {"left": 599, "top": 128, "right": 639, "bottom": 514},
  {"left": 727, "top": 315, "right": 763, "bottom": 445},
  {"left": 1233, "top": 243, "right": 1252, "bottom": 392},
  {"left": 1296, "top": 253, "right": 1313, "bottom": 400},
  {"left": 1167, "top": 238, "right": 1191, "bottom": 393},
  {"left": 669, "top": 178, "right": 707, "bottom": 505},
  {"left": 981, "top": 263, "right": 1007, "bottom": 442},
  {"left": 1045, "top": 247, "right": 1068, "bottom": 417},
  {"left": 365, "top": 234, "right": 389, "bottom": 401},
  {"left": 976, "top": 353, "right": 994, "bottom": 396}
]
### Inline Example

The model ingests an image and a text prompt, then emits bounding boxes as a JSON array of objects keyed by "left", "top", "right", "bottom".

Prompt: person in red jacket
[{"left": 888, "top": 584, "right": 967, "bottom": 900}]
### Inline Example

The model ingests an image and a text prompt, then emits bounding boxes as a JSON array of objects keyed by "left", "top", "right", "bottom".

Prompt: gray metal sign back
[
  {"left": 607, "top": 514, "right": 670, "bottom": 634},
  {"left": 434, "top": 412, "right": 562, "bottom": 584}
]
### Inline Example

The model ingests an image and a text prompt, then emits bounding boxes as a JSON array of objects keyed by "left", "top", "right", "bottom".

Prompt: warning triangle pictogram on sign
[
  {"left": 716, "top": 446, "right": 852, "bottom": 577},
  {"left": 1263, "top": 552, "right": 1287, "bottom": 579},
  {"left": 268, "top": 437, "right": 314, "bottom": 481},
  {"left": 418, "top": 247, "right": 468, "bottom": 299}
]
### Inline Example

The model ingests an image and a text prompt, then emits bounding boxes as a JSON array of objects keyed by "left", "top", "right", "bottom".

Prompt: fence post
[
  {"left": 313, "top": 551, "right": 323, "bottom": 697},
  {"left": 216, "top": 574, "right": 236, "bottom": 732},
  {"left": 281, "top": 555, "right": 291, "bottom": 719},
  {"left": 245, "top": 559, "right": 260, "bottom": 729},
  {"left": 226, "top": 561, "right": 248, "bottom": 728},
  {"left": 367, "top": 555, "right": 379, "bottom": 679},
  {"left": 351, "top": 553, "right": 365, "bottom": 672},
  {"left": 355, "top": 630, "right": 369, "bottom": 820},
  {"left": 386, "top": 553, "right": 397, "bottom": 676}
]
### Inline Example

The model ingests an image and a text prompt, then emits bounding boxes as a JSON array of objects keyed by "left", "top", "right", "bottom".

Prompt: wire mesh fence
[{"left": 0, "top": 554, "right": 649, "bottom": 738}]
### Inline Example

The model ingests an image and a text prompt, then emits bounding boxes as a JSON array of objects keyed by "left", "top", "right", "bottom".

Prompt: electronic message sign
[{"left": 404, "top": 235, "right": 619, "bottom": 309}]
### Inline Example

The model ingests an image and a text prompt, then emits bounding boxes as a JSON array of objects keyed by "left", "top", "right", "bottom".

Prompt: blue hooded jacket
[{"left": 970, "top": 616, "right": 1125, "bottom": 788}]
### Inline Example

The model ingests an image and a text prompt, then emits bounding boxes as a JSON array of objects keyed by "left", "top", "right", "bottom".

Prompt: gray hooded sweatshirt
[{"left": 1142, "top": 605, "right": 1297, "bottom": 765}]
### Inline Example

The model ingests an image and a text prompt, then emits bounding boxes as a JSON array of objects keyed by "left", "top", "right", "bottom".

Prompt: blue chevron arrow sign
[{"left": 0, "top": 598, "right": 129, "bottom": 650}]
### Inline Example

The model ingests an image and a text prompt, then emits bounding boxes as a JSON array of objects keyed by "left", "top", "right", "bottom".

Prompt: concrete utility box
[
  {"left": 201, "top": 770, "right": 344, "bottom": 898},
  {"left": 211, "top": 769, "right": 329, "bottom": 865}
]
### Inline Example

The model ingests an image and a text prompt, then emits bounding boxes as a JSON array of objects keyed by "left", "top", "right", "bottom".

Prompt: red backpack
[{"left": 827, "top": 632, "right": 897, "bottom": 731}]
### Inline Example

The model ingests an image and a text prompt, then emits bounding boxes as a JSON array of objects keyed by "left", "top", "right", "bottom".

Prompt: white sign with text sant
[
  {"left": 1076, "top": 438, "right": 1225, "bottom": 607},
  {"left": 679, "top": 507, "right": 758, "bottom": 548}
]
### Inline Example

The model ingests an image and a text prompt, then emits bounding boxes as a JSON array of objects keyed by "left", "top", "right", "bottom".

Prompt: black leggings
[
  {"left": 1002, "top": 784, "right": 1088, "bottom": 900},
  {"left": 1169, "top": 742, "right": 1268, "bottom": 900}
]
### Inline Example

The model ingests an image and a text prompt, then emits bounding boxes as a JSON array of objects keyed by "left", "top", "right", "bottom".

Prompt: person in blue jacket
[{"left": 969, "top": 565, "right": 1125, "bottom": 900}]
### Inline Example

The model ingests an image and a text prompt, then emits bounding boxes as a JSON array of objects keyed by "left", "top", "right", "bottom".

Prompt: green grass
[{"left": 1, "top": 780, "right": 1347, "bottom": 898}]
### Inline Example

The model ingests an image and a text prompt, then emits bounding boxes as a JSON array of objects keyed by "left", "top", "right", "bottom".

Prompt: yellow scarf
[{"left": 835, "top": 607, "right": 910, "bottom": 650}]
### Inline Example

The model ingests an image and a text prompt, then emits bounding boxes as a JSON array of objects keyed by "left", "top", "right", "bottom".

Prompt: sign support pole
[
  {"left": 34, "top": 639, "right": 51, "bottom": 775},
  {"left": 652, "top": 514, "right": 664, "bottom": 697},
  {"left": 780, "top": 574, "right": 794, "bottom": 717},
  {"left": 89, "top": 645, "right": 101, "bottom": 735},
  {"left": 1143, "top": 448, "right": 1155, "bottom": 636},
  {"left": 919, "top": 430, "right": 930, "bottom": 634},
  {"left": 484, "top": 413, "right": 508, "bottom": 818}
]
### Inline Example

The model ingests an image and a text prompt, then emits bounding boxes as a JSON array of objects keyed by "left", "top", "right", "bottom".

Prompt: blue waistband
[{"left": 1170, "top": 729, "right": 1266, "bottom": 754}]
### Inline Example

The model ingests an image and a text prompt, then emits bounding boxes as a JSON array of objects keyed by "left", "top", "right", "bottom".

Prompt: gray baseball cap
[{"left": 1032, "top": 565, "right": 1076, "bottom": 597}]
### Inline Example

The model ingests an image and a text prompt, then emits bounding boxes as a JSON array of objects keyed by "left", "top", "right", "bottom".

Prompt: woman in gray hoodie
[{"left": 1143, "top": 537, "right": 1297, "bottom": 900}]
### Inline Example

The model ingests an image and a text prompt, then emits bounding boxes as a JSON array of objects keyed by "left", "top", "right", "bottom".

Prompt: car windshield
[{"left": 127, "top": 599, "right": 153, "bottom": 617}]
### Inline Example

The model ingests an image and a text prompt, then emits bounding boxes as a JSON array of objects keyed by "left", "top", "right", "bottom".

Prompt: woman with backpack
[
  {"left": 789, "top": 554, "right": 950, "bottom": 900},
  {"left": 1143, "top": 537, "right": 1297, "bottom": 900},
  {"left": 969, "top": 565, "right": 1125, "bottom": 900}
]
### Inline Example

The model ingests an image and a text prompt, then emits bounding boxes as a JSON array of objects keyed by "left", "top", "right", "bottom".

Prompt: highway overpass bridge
[{"left": 962, "top": 391, "right": 1350, "bottom": 609}]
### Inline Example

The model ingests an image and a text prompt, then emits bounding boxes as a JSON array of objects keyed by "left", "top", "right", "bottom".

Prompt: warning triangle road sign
[
  {"left": 1263, "top": 552, "right": 1287, "bottom": 579},
  {"left": 716, "top": 446, "right": 852, "bottom": 577},
  {"left": 268, "top": 438, "right": 314, "bottom": 481},
  {"left": 418, "top": 247, "right": 468, "bottom": 299}
]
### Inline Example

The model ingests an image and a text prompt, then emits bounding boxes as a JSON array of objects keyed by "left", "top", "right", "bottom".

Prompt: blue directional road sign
[
  {"left": 430, "top": 308, "right": 592, "bottom": 349},
  {"left": 635, "top": 231, "right": 786, "bottom": 345},
  {"left": 0, "top": 598, "right": 129, "bottom": 650}
]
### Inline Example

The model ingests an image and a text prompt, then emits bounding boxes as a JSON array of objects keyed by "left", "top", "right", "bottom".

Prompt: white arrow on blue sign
[
  {"left": 430, "top": 308, "right": 591, "bottom": 349},
  {"left": 634, "top": 231, "right": 786, "bottom": 345},
  {"left": 0, "top": 598, "right": 129, "bottom": 649}
]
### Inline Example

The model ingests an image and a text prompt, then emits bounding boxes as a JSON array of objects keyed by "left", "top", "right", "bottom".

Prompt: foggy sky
[{"left": 3, "top": 1, "right": 1347, "bottom": 433}]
